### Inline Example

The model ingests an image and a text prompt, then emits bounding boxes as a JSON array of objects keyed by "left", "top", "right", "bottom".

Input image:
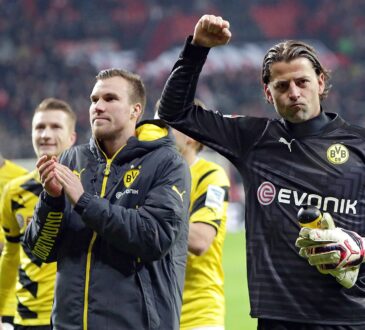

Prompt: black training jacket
[
  {"left": 24, "top": 120, "right": 191, "bottom": 330},
  {"left": 158, "top": 37, "right": 365, "bottom": 325}
]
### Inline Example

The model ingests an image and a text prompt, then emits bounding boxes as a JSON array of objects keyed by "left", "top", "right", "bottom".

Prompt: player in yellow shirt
[
  {"left": 171, "top": 100, "right": 230, "bottom": 330},
  {"left": 0, "top": 154, "right": 28, "bottom": 252},
  {"left": 0, "top": 98, "right": 77, "bottom": 330},
  {"left": 0, "top": 155, "right": 28, "bottom": 329}
]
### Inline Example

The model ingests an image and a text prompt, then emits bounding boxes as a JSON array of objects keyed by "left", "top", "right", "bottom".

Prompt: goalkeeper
[{"left": 158, "top": 13, "right": 365, "bottom": 330}]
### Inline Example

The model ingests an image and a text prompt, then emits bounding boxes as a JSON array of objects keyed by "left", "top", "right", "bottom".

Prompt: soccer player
[
  {"left": 0, "top": 155, "right": 28, "bottom": 330},
  {"left": 176, "top": 116, "right": 229, "bottom": 330},
  {"left": 158, "top": 14, "right": 365, "bottom": 330},
  {"left": 24, "top": 69, "right": 191, "bottom": 330},
  {"left": 0, "top": 98, "right": 77, "bottom": 330},
  {"left": 158, "top": 98, "right": 230, "bottom": 330}
]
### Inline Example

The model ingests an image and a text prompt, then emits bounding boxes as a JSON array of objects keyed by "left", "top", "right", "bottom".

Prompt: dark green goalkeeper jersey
[{"left": 158, "top": 37, "right": 365, "bottom": 326}]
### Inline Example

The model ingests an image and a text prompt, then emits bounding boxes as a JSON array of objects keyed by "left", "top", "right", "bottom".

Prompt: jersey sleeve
[
  {"left": 190, "top": 166, "right": 230, "bottom": 232},
  {"left": 158, "top": 37, "right": 268, "bottom": 164},
  {"left": 0, "top": 182, "right": 21, "bottom": 243},
  {"left": 0, "top": 181, "right": 20, "bottom": 315}
]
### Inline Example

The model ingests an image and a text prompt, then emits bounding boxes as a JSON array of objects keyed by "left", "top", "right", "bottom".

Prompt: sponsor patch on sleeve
[{"left": 205, "top": 185, "right": 225, "bottom": 211}]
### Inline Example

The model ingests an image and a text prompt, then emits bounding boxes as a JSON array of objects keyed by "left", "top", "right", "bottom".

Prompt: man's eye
[{"left": 276, "top": 83, "right": 287, "bottom": 91}]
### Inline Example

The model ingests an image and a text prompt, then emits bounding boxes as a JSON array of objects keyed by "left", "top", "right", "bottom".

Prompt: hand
[
  {"left": 37, "top": 155, "right": 63, "bottom": 197},
  {"left": 192, "top": 15, "right": 232, "bottom": 48},
  {"left": 297, "top": 226, "right": 365, "bottom": 270},
  {"left": 54, "top": 163, "right": 84, "bottom": 205},
  {"left": 296, "top": 212, "right": 364, "bottom": 288}
]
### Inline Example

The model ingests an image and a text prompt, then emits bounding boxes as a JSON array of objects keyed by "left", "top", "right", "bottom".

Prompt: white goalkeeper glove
[{"left": 296, "top": 212, "right": 364, "bottom": 288}]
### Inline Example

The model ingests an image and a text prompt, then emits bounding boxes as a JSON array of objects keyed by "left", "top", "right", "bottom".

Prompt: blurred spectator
[{"left": 0, "top": 0, "right": 365, "bottom": 159}]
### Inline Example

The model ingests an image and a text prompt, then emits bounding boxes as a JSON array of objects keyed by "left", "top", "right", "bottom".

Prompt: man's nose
[
  {"left": 40, "top": 127, "right": 51, "bottom": 138},
  {"left": 95, "top": 99, "right": 106, "bottom": 112},
  {"left": 288, "top": 81, "right": 300, "bottom": 100}
]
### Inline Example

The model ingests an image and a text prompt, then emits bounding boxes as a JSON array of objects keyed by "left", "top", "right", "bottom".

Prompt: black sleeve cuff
[
  {"left": 74, "top": 192, "right": 93, "bottom": 215},
  {"left": 181, "top": 36, "right": 210, "bottom": 62},
  {"left": 41, "top": 190, "right": 65, "bottom": 211}
]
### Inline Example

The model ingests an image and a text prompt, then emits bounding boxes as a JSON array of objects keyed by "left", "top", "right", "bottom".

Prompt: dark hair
[
  {"left": 35, "top": 98, "right": 76, "bottom": 130},
  {"left": 96, "top": 68, "right": 146, "bottom": 119},
  {"left": 262, "top": 40, "right": 331, "bottom": 100}
]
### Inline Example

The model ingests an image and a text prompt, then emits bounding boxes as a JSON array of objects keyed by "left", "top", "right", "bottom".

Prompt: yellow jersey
[
  {"left": 0, "top": 159, "right": 28, "bottom": 318},
  {"left": 0, "top": 160, "right": 28, "bottom": 245},
  {"left": 180, "top": 157, "right": 230, "bottom": 330},
  {"left": 0, "top": 170, "right": 56, "bottom": 326}
]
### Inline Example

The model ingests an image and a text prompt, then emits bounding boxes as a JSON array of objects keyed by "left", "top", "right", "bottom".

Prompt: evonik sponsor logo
[
  {"left": 257, "top": 181, "right": 358, "bottom": 214},
  {"left": 116, "top": 189, "right": 139, "bottom": 199}
]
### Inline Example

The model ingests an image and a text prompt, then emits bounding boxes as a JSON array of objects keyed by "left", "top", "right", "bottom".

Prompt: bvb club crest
[
  {"left": 326, "top": 143, "right": 349, "bottom": 165},
  {"left": 123, "top": 169, "right": 140, "bottom": 188}
]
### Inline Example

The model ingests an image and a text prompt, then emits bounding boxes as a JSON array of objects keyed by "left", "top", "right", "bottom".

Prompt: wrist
[
  {"left": 41, "top": 190, "right": 65, "bottom": 210},
  {"left": 183, "top": 36, "right": 210, "bottom": 60},
  {"left": 74, "top": 192, "right": 93, "bottom": 215}
]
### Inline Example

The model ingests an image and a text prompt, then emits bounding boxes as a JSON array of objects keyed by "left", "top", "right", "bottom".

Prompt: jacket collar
[{"left": 89, "top": 119, "right": 175, "bottom": 164}]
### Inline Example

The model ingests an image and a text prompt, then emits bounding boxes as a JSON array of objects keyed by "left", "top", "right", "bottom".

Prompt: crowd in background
[{"left": 1, "top": 0, "right": 365, "bottom": 161}]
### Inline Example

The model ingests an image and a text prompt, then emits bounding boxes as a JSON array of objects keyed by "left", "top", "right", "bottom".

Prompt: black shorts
[{"left": 258, "top": 319, "right": 365, "bottom": 330}]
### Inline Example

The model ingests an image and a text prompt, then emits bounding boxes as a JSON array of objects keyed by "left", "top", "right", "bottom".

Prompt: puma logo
[
  {"left": 73, "top": 168, "right": 86, "bottom": 178},
  {"left": 344, "top": 239, "right": 359, "bottom": 255},
  {"left": 172, "top": 185, "right": 186, "bottom": 202},
  {"left": 279, "top": 137, "right": 295, "bottom": 152}
]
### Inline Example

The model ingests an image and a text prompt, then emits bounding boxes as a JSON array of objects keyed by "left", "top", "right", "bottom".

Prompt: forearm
[
  {"left": 75, "top": 194, "right": 186, "bottom": 261},
  {"left": 188, "top": 222, "right": 216, "bottom": 256},
  {"left": 23, "top": 191, "right": 65, "bottom": 262},
  {"left": 158, "top": 37, "right": 210, "bottom": 122},
  {"left": 75, "top": 156, "right": 190, "bottom": 261}
]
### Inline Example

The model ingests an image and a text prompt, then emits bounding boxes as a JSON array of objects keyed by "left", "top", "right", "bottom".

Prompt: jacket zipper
[{"left": 83, "top": 159, "right": 111, "bottom": 330}]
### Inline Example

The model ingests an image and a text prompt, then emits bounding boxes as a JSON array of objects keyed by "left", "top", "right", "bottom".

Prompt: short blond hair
[{"left": 34, "top": 98, "right": 77, "bottom": 131}]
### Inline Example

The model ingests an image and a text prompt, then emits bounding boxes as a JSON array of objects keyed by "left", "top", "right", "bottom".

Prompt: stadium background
[{"left": 2, "top": 1, "right": 365, "bottom": 329}]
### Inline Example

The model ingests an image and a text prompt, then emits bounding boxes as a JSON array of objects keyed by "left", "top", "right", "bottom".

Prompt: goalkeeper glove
[{"left": 296, "top": 207, "right": 364, "bottom": 288}]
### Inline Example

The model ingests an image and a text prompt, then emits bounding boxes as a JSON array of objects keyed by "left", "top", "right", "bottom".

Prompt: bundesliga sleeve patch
[{"left": 205, "top": 185, "right": 225, "bottom": 211}]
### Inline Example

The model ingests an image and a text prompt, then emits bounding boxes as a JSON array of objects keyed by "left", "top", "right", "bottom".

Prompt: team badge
[
  {"left": 15, "top": 214, "right": 32, "bottom": 229},
  {"left": 16, "top": 214, "right": 24, "bottom": 229},
  {"left": 326, "top": 144, "right": 349, "bottom": 165},
  {"left": 205, "top": 185, "right": 225, "bottom": 211},
  {"left": 123, "top": 169, "right": 140, "bottom": 188}
]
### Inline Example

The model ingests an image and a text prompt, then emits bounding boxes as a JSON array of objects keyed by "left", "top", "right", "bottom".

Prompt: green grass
[{"left": 223, "top": 231, "right": 257, "bottom": 330}]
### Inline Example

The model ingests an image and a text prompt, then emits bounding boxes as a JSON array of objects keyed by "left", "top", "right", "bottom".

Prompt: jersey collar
[{"left": 283, "top": 111, "right": 339, "bottom": 138}]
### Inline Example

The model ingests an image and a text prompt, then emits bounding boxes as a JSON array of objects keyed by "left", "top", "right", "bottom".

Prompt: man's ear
[
  {"left": 70, "top": 131, "right": 77, "bottom": 146},
  {"left": 318, "top": 72, "right": 325, "bottom": 96},
  {"left": 186, "top": 136, "right": 196, "bottom": 146},
  {"left": 264, "top": 84, "right": 273, "bottom": 104},
  {"left": 130, "top": 103, "right": 142, "bottom": 119}
]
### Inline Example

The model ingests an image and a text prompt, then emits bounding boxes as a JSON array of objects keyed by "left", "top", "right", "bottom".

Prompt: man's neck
[
  {"left": 98, "top": 128, "right": 136, "bottom": 158},
  {"left": 183, "top": 150, "right": 198, "bottom": 166}
]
